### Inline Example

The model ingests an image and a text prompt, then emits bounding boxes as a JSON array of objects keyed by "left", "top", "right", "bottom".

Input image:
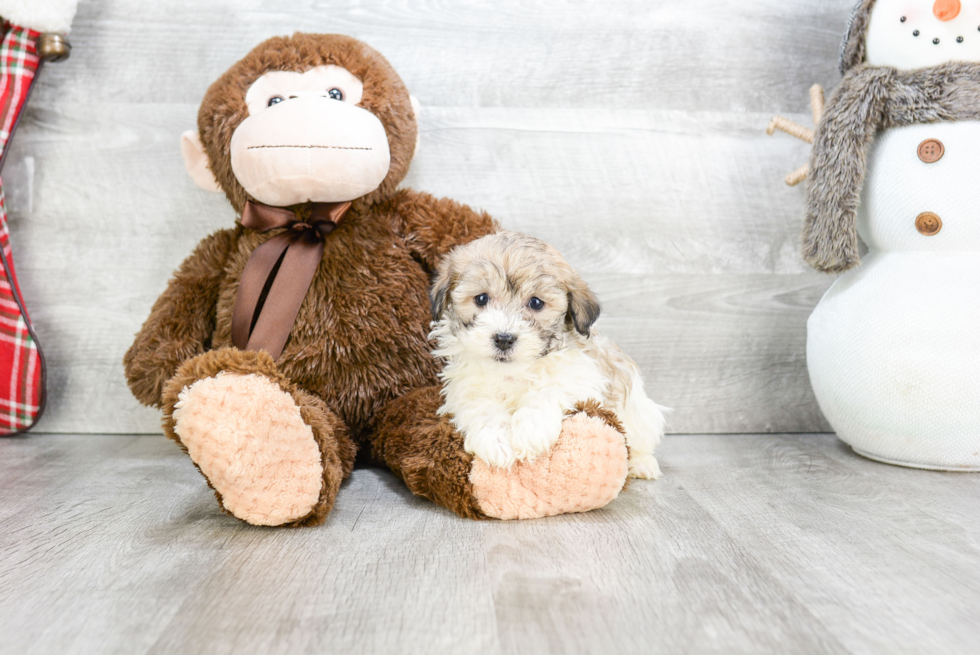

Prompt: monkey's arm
[
  {"left": 123, "top": 228, "right": 238, "bottom": 407},
  {"left": 392, "top": 190, "right": 499, "bottom": 272}
]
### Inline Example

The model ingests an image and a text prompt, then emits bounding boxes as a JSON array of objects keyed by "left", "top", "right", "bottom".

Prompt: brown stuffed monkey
[{"left": 124, "top": 33, "right": 630, "bottom": 526}]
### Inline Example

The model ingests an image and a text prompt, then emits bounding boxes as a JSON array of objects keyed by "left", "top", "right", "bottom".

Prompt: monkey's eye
[
  {"left": 327, "top": 88, "right": 345, "bottom": 101},
  {"left": 267, "top": 96, "right": 284, "bottom": 107},
  {"left": 528, "top": 297, "right": 545, "bottom": 311},
  {"left": 475, "top": 293, "right": 490, "bottom": 307}
]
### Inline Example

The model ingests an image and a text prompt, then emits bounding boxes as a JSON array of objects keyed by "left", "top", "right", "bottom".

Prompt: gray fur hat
[
  {"left": 802, "top": 0, "right": 980, "bottom": 272},
  {"left": 839, "top": 0, "right": 877, "bottom": 75}
]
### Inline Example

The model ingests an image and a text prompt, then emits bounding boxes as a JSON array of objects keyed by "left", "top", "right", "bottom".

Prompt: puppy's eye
[
  {"left": 474, "top": 293, "right": 490, "bottom": 307},
  {"left": 267, "top": 96, "right": 284, "bottom": 107},
  {"left": 328, "top": 88, "right": 344, "bottom": 101},
  {"left": 528, "top": 297, "right": 545, "bottom": 311}
]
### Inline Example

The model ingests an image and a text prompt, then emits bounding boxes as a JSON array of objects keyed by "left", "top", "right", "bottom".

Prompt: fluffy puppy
[{"left": 430, "top": 231, "right": 665, "bottom": 479}]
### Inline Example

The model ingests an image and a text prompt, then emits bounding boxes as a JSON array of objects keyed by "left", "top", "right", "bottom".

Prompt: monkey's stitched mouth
[{"left": 247, "top": 145, "right": 373, "bottom": 151}]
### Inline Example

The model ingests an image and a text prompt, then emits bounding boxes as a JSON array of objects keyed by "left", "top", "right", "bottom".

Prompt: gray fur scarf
[{"left": 803, "top": 62, "right": 980, "bottom": 273}]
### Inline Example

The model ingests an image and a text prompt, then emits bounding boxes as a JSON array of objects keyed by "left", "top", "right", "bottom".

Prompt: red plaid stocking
[{"left": 0, "top": 24, "right": 44, "bottom": 435}]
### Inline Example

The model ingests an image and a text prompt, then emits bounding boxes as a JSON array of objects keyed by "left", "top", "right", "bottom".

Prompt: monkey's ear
[
  {"left": 567, "top": 284, "right": 601, "bottom": 337},
  {"left": 180, "top": 130, "right": 223, "bottom": 193},
  {"left": 409, "top": 95, "right": 421, "bottom": 156}
]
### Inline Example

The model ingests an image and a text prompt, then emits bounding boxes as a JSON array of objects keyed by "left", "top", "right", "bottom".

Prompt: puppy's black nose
[{"left": 493, "top": 333, "right": 517, "bottom": 351}]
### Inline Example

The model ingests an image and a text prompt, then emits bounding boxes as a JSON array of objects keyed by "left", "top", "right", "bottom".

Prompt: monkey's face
[
  {"left": 182, "top": 34, "right": 419, "bottom": 212},
  {"left": 228, "top": 65, "right": 391, "bottom": 206}
]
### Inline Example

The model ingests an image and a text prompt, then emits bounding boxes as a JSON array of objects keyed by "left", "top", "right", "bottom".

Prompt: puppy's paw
[
  {"left": 628, "top": 452, "right": 662, "bottom": 480},
  {"left": 464, "top": 423, "right": 518, "bottom": 470},
  {"left": 509, "top": 407, "right": 563, "bottom": 462}
]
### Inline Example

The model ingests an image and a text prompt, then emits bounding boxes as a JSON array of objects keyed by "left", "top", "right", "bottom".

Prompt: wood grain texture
[
  {"left": 2, "top": 433, "right": 978, "bottom": 654},
  {"left": 1, "top": 0, "right": 861, "bottom": 434}
]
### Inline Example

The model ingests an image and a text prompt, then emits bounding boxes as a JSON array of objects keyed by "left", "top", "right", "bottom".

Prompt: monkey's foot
[
  {"left": 371, "top": 390, "right": 628, "bottom": 521},
  {"left": 469, "top": 401, "right": 629, "bottom": 520},
  {"left": 173, "top": 372, "right": 323, "bottom": 525},
  {"left": 164, "top": 348, "right": 354, "bottom": 527}
]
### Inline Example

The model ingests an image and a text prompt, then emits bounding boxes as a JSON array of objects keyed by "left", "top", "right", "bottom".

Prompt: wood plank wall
[{"left": 4, "top": 0, "right": 856, "bottom": 435}]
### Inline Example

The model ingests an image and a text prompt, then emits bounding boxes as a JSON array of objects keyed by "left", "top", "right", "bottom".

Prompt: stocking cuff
[{"left": 0, "top": 0, "right": 79, "bottom": 34}]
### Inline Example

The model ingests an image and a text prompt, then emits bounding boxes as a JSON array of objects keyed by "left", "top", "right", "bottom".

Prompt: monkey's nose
[
  {"left": 493, "top": 333, "right": 517, "bottom": 351},
  {"left": 934, "top": 0, "right": 961, "bottom": 21}
]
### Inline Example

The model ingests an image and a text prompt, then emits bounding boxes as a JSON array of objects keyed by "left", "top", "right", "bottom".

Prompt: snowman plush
[{"left": 801, "top": 0, "right": 980, "bottom": 470}]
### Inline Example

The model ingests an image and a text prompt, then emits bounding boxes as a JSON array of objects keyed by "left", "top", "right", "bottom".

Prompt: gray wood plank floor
[{"left": 1, "top": 434, "right": 978, "bottom": 655}]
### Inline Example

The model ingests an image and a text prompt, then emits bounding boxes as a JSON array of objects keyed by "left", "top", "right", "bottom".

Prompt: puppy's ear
[
  {"left": 566, "top": 278, "right": 601, "bottom": 337},
  {"left": 430, "top": 265, "right": 455, "bottom": 321}
]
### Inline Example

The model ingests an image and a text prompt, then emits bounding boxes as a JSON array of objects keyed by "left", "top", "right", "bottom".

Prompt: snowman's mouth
[
  {"left": 910, "top": 32, "right": 968, "bottom": 45},
  {"left": 900, "top": 14, "right": 974, "bottom": 45}
]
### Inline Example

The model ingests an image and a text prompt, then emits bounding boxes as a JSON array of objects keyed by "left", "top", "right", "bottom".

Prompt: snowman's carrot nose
[{"left": 933, "top": 0, "right": 961, "bottom": 21}]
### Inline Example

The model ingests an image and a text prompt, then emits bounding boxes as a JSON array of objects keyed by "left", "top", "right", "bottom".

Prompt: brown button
[
  {"left": 916, "top": 212, "right": 943, "bottom": 236},
  {"left": 917, "top": 138, "right": 945, "bottom": 163}
]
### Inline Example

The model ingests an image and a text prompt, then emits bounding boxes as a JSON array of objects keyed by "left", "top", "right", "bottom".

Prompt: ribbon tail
[
  {"left": 231, "top": 233, "right": 292, "bottom": 350},
  {"left": 245, "top": 238, "right": 325, "bottom": 360}
]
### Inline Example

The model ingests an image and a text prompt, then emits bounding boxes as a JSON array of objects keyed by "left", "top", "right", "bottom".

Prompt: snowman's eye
[
  {"left": 327, "top": 88, "right": 344, "bottom": 101},
  {"left": 268, "top": 96, "right": 284, "bottom": 107}
]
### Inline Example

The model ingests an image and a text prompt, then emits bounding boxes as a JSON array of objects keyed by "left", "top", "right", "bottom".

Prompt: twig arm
[
  {"left": 785, "top": 165, "right": 810, "bottom": 187},
  {"left": 809, "top": 84, "right": 825, "bottom": 125},
  {"left": 766, "top": 116, "right": 815, "bottom": 144},
  {"left": 766, "top": 84, "right": 825, "bottom": 186}
]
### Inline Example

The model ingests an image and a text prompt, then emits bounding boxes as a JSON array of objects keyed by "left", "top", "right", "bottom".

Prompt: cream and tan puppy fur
[{"left": 430, "top": 231, "right": 665, "bottom": 478}]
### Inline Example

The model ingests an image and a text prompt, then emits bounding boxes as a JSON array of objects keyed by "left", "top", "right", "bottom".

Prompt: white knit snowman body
[{"left": 808, "top": 0, "right": 980, "bottom": 469}]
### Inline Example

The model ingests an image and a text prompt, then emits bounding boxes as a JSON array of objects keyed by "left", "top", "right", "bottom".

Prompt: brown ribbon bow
[{"left": 231, "top": 200, "right": 351, "bottom": 360}]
